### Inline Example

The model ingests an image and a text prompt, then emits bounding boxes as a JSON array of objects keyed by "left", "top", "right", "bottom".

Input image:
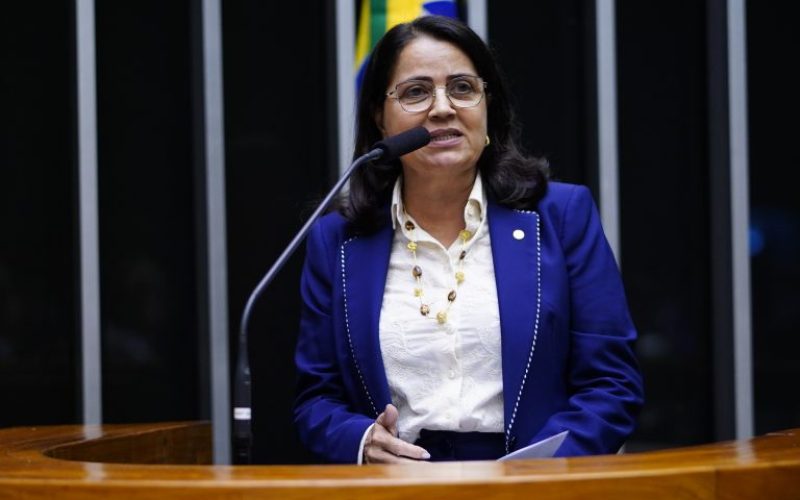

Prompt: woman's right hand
[{"left": 363, "top": 404, "right": 431, "bottom": 464}]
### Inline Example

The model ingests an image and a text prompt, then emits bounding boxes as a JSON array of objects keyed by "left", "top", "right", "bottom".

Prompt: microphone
[
  {"left": 372, "top": 126, "right": 431, "bottom": 161},
  {"left": 232, "top": 126, "right": 430, "bottom": 464}
]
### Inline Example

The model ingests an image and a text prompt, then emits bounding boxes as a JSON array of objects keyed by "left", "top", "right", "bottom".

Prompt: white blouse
[{"left": 377, "top": 173, "right": 504, "bottom": 445}]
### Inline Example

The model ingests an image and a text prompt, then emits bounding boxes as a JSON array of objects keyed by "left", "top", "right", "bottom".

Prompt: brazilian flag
[{"left": 355, "top": 0, "right": 460, "bottom": 90}]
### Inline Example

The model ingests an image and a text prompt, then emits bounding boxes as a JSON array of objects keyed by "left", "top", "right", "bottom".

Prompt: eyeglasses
[{"left": 386, "top": 75, "right": 487, "bottom": 113}]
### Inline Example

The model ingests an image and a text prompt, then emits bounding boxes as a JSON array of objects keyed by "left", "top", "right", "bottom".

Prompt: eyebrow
[{"left": 396, "top": 73, "right": 479, "bottom": 84}]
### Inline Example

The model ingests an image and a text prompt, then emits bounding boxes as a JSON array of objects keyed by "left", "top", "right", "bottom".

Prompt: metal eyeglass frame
[{"left": 386, "top": 76, "right": 488, "bottom": 113}]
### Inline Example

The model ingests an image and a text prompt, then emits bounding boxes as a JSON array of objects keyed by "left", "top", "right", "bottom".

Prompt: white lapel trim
[
  {"left": 504, "top": 210, "right": 543, "bottom": 453},
  {"left": 340, "top": 236, "right": 378, "bottom": 417}
]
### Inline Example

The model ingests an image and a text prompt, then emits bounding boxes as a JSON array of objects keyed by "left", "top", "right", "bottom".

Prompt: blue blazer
[{"left": 294, "top": 182, "right": 643, "bottom": 463}]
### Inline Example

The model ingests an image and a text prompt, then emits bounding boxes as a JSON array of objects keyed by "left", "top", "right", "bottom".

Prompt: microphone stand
[{"left": 232, "top": 147, "right": 383, "bottom": 465}]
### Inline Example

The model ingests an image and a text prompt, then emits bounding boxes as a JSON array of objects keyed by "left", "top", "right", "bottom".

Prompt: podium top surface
[{"left": 0, "top": 421, "right": 798, "bottom": 499}]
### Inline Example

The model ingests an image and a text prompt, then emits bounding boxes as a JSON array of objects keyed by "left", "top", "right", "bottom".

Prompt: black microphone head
[{"left": 372, "top": 127, "right": 431, "bottom": 161}]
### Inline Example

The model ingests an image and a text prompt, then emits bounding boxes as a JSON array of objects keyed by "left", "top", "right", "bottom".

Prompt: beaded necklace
[{"left": 404, "top": 217, "right": 472, "bottom": 324}]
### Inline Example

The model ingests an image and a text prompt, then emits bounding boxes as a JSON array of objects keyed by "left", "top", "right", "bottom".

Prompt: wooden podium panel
[{"left": 0, "top": 421, "right": 798, "bottom": 499}]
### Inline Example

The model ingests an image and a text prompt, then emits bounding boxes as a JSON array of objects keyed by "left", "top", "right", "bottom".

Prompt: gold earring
[{"left": 485, "top": 135, "right": 491, "bottom": 146}]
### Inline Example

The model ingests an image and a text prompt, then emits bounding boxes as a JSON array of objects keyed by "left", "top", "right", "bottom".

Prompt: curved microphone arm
[{"left": 232, "top": 147, "right": 382, "bottom": 465}]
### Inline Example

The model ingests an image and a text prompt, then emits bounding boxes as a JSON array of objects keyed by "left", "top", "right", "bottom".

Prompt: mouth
[{"left": 429, "top": 128, "right": 463, "bottom": 143}]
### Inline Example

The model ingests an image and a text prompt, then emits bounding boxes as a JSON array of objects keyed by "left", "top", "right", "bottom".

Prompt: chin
[
  {"left": 404, "top": 151, "right": 479, "bottom": 175},
  {"left": 426, "top": 152, "right": 476, "bottom": 168}
]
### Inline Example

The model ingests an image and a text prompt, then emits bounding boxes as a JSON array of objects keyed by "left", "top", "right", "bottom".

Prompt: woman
[{"left": 294, "top": 15, "right": 643, "bottom": 464}]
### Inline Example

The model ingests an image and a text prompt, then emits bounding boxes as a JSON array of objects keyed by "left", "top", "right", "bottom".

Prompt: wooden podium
[{"left": 1, "top": 421, "right": 798, "bottom": 499}]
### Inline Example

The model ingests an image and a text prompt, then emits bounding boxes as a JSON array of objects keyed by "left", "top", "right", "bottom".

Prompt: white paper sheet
[{"left": 497, "top": 430, "right": 569, "bottom": 461}]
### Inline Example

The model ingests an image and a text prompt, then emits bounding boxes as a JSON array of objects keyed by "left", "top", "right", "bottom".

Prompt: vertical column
[
  {"left": 727, "top": 0, "right": 753, "bottom": 440},
  {"left": 201, "top": 0, "right": 232, "bottom": 464},
  {"left": 595, "top": 0, "right": 620, "bottom": 262},
  {"left": 707, "top": 0, "right": 736, "bottom": 442},
  {"left": 466, "top": 0, "right": 488, "bottom": 41},
  {"left": 336, "top": 0, "right": 355, "bottom": 173},
  {"left": 76, "top": 0, "right": 102, "bottom": 425}
]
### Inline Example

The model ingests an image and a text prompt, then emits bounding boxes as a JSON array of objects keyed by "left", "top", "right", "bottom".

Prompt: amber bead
[
  {"left": 405, "top": 220, "right": 415, "bottom": 231},
  {"left": 412, "top": 265, "right": 422, "bottom": 278},
  {"left": 448, "top": 290, "right": 457, "bottom": 302},
  {"left": 459, "top": 250, "right": 466, "bottom": 260},
  {"left": 420, "top": 304, "right": 430, "bottom": 316}
]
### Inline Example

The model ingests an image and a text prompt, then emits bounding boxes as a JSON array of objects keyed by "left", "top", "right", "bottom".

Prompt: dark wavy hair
[{"left": 341, "top": 15, "right": 549, "bottom": 234}]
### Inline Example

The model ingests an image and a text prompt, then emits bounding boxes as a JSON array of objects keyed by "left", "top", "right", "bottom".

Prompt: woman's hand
[{"left": 363, "top": 404, "right": 431, "bottom": 464}]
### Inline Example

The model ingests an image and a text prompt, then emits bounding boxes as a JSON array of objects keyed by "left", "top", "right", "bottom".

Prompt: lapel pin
[{"left": 513, "top": 229, "right": 525, "bottom": 240}]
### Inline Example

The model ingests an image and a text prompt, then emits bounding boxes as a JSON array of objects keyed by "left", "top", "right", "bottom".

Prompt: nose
[{"left": 428, "top": 86, "right": 456, "bottom": 120}]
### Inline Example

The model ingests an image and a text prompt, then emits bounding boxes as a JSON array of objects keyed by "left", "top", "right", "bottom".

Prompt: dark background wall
[
  {"left": 95, "top": 0, "right": 201, "bottom": 424},
  {"left": 747, "top": 2, "right": 800, "bottom": 435},
  {"left": 1, "top": 0, "right": 797, "bottom": 463},
  {"left": 1, "top": 1, "right": 79, "bottom": 426},
  {"left": 488, "top": 1, "right": 595, "bottom": 186}
]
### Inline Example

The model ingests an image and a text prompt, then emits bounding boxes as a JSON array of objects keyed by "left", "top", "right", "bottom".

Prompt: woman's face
[{"left": 378, "top": 36, "right": 487, "bottom": 179}]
